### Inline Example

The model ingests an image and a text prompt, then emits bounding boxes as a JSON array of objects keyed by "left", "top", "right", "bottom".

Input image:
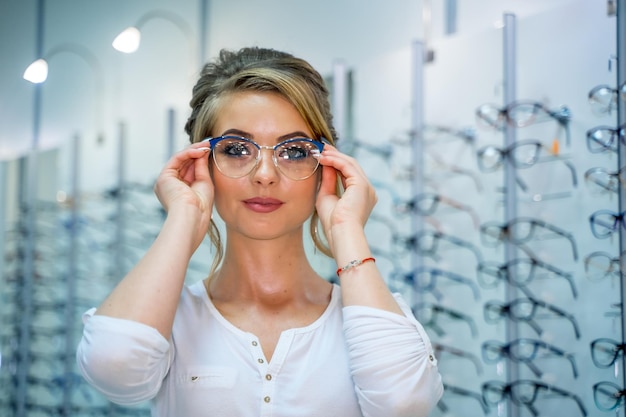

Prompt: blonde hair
[{"left": 184, "top": 47, "right": 339, "bottom": 277}]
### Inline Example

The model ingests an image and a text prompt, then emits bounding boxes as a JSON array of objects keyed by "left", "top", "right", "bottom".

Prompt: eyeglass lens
[{"left": 210, "top": 136, "right": 322, "bottom": 180}]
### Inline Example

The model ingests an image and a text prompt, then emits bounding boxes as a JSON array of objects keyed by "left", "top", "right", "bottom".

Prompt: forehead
[{"left": 214, "top": 91, "right": 312, "bottom": 140}]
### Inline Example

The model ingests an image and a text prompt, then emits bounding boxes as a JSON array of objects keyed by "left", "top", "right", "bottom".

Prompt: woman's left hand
[{"left": 315, "top": 144, "right": 377, "bottom": 253}]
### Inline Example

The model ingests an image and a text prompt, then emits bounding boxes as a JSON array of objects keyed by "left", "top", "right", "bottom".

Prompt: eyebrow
[{"left": 219, "top": 128, "right": 313, "bottom": 142}]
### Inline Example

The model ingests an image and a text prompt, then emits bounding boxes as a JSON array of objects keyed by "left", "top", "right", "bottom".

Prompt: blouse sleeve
[
  {"left": 76, "top": 308, "right": 173, "bottom": 405},
  {"left": 342, "top": 294, "right": 443, "bottom": 417}
]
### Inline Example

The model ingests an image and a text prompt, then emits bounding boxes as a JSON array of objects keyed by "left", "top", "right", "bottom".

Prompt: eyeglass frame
[
  {"left": 584, "top": 166, "right": 626, "bottom": 193},
  {"left": 439, "top": 383, "right": 490, "bottom": 415},
  {"left": 483, "top": 296, "right": 580, "bottom": 339},
  {"left": 586, "top": 125, "right": 626, "bottom": 154},
  {"left": 482, "top": 338, "right": 578, "bottom": 378},
  {"left": 476, "top": 139, "right": 578, "bottom": 193},
  {"left": 395, "top": 266, "right": 481, "bottom": 301},
  {"left": 433, "top": 342, "right": 483, "bottom": 375},
  {"left": 590, "top": 338, "right": 626, "bottom": 369},
  {"left": 588, "top": 82, "right": 626, "bottom": 115},
  {"left": 482, "top": 379, "right": 587, "bottom": 417},
  {"left": 475, "top": 101, "right": 572, "bottom": 145},
  {"left": 412, "top": 302, "right": 478, "bottom": 338},
  {"left": 394, "top": 192, "right": 481, "bottom": 229},
  {"left": 589, "top": 209, "right": 626, "bottom": 239},
  {"left": 479, "top": 217, "right": 578, "bottom": 261},
  {"left": 584, "top": 251, "right": 624, "bottom": 281},
  {"left": 203, "top": 135, "right": 327, "bottom": 180},
  {"left": 394, "top": 230, "right": 484, "bottom": 264},
  {"left": 477, "top": 256, "right": 577, "bottom": 299},
  {"left": 593, "top": 381, "right": 625, "bottom": 412}
]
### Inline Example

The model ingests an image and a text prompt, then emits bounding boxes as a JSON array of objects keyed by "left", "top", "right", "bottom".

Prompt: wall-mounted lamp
[
  {"left": 22, "top": 43, "right": 105, "bottom": 144},
  {"left": 112, "top": 9, "right": 196, "bottom": 59}
]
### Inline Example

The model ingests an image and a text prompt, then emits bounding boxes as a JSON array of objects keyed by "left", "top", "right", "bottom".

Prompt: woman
[{"left": 77, "top": 47, "right": 443, "bottom": 416}]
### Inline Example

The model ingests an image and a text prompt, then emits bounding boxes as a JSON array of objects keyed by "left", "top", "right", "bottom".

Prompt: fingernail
[{"left": 197, "top": 147, "right": 210, "bottom": 152}]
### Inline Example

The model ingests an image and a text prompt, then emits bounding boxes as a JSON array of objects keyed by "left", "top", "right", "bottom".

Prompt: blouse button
[
  {"left": 265, "top": 374, "right": 272, "bottom": 381},
  {"left": 264, "top": 396, "right": 271, "bottom": 403},
  {"left": 258, "top": 358, "right": 264, "bottom": 364},
  {"left": 252, "top": 341, "right": 258, "bottom": 346}
]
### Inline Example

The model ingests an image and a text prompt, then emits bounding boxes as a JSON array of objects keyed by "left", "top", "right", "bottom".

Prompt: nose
[{"left": 250, "top": 146, "right": 279, "bottom": 184}]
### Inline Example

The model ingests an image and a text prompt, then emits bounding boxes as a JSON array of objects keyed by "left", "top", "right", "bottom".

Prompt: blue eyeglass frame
[{"left": 202, "top": 135, "right": 327, "bottom": 154}]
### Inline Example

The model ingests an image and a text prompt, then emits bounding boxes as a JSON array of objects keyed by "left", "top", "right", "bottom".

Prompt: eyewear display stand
[
  {"left": 410, "top": 40, "right": 426, "bottom": 279},
  {"left": 618, "top": 0, "right": 626, "bottom": 403}
]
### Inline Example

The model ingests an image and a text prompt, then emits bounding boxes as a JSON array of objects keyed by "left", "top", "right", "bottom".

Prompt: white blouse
[{"left": 77, "top": 282, "right": 443, "bottom": 417}]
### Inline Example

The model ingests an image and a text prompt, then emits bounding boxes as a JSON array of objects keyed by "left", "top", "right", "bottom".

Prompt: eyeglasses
[
  {"left": 413, "top": 302, "right": 478, "bottom": 338},
  {"left": 480, "top": 217, "right": 578, "bottom": 261},
  {"left": 482, "top": 379, "right": 587, "bottom": 417},
  {"left": 584, "top": 166, "right": 626, "bottom": 193},
  {"left": 591, "top": 338, "right": 626, "bottom": 368},
  {"left": 394, "top": 192, "right": 480, "bottom": 229},
  {"left": 588, "top": 82, "right": 626, "bottom": 115},
  {"left": 589, "top": 209, "right": 626, "bottom": 239},
  {"left": 586, "top": 125, "right": 626, "bottom": 153},
  {"left": 433, "top": 343, "right": 483, "bottom": 375},
  {"left": 593, "top": 381, "right": 625, "bottom": 411},
  {"left": 476, "top": 101, "right": 571, "bottom": 131},
  {"left": 439, "top": 383, "right": 489, "bottom": 415},
  {"left": 204, "top": 135, "right": 326, "bottom": 180},
  {"left": 424, "top": 125, "right": 477, "bottom": 146},
  {"left": 482, "top": 338, "right": 578, "bottom": 378},
  {"left": 477, "top": 257, "right": 577, "bottom": 299},
  {"left": 484, "top": 296, "right": 580, "bottom": 339},
  {"left": 476, "top": 140, "right": 577, "bottom": 192},
  {"left": 584, "top": 251, "right": 624, "bottom": 281},
  {"left": 394, "top": 266, "right": 480, "bottom": 301},
  {"left": 394, "top": 230, "right": 483, "bottom": 263}
]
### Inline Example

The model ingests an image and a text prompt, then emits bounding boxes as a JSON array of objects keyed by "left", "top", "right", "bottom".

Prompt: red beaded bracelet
[{"left": 336, "top": 257, "right": 376, "bottom": 276}]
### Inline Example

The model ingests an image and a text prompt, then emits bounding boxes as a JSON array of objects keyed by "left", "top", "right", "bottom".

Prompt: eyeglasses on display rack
[
  {"left": 584, "top": 166, "right": 626, "bottom": 193},
  {"left": 482, "top": 338, "right": 578, "bottom": 378},
  {"left": 484, "top": 296, "right": 580, "bottom": 339},
  {"left": 393, "top": 192, "right": 480, "bottom": 229},
  {"left": 476, "top": 139, "right": 578, "bottom": 192},
  {"left": 480, "top": 217, "right": 578, "bottom": 261},
  {"left": 590, "top": 338, "right": 626, "bottom": 369},
  {"left": 482, "top": 379, "right": 587, "bottom": 417},
  {"left": 393, "top": 266, "right": 480, "bottom": 301},
  {"left": 589, "top": 209, "right": 626, "bottom": 239},
  {"left": 413, "top": 302, "right": 478, "bottom": 338},
  {"left": 584, "top": 251, "right": 624, "bottom": 281},
  {"left": 588, "top": 82, "right": 626, "bottom": 115},
  {"left": 423, "top": 125, "right": 477, "bottom": 146},
  {"left": 438, "top": 383, "right": 489, "bottom": 415},
  {"left": 586, "top": 125, "right": 626, "bottom": 153},
  {"left": 593, "top": 381, "right": 625, "bottom": 412},
  {"left": 477, "top": 257, "right": 577, "bottom": 299},
  {"left": 203, "top": 135, "right": 326, "bottom": 180},
  {"left": 432, "top": 342, "right": 483, "bottom": 374},
  {"left": 394, "top": 230, "right": 483, "bottom": 264},
  {"left": 476, "top": 101, "right": 571, "bottom": 130},
  {"left": 475, "top": 101, "right": 571, "bottom": 145}
]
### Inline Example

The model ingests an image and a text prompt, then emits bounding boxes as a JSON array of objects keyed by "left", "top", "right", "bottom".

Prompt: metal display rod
[
  {"left": 410, "top": 41, "right": 425, "bottom": 280},
  {"left": 503, "top": 12, "right": 520, "bottom": 417},
  {"left": 617, "top": 0, "right": 626, "bottom": 408}
]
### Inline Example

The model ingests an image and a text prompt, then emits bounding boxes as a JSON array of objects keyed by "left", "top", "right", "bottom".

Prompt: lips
[{"left": 243, "top": 197, "right": 284, "bottom": 213}]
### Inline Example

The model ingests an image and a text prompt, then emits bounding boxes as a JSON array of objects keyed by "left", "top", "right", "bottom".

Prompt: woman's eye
[
  {"left": 223, "top": 142, "right": 252, "bottom": 157},
  {"left": 278, "top": 144, "right": 309, "bottom": 160}
]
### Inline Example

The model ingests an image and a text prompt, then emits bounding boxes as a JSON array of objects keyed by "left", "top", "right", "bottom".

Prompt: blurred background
[{"left": 0, "top": 0, "right": 623, "bottom": 416}]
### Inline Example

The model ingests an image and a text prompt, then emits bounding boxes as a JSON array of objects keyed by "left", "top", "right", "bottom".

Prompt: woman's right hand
[{"left": 154, "top": 143, "right": 214, "bottom": 247}]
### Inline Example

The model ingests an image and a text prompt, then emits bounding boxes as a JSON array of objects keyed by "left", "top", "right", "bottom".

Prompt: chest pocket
[{"left": 175, "top": 366, "right": 238, "bottom": 389}]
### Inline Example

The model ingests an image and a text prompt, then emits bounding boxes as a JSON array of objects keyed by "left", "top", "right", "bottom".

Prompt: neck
[{"left": 208, "top": 233, "right": 322, "bottom": 307}]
